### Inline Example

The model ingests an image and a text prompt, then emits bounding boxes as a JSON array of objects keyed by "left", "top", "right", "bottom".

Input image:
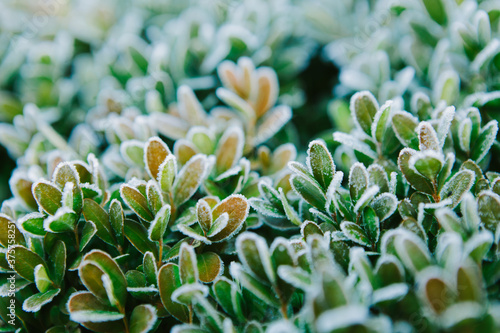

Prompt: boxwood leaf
[
  {"left": 229, "top": 262, "right": 280, "bottom": 307},
  {"left": 148, "top": 204, "right": 171, "bottom": 242},
  {"left": 306, "top": 140, "right": 335, "bottom": 191},
  {"left": 158, "top": 263, "right": 190, "bottom": 322},
  {"left": 82, "top": 250, "right": 127, "bottom": 309},
  {"left": 109, "top": 199, "right": 124, "bottom": 246},
  {"left": 22, "top": 288, "right": 60, "bottom": 313},
  {"left": 80, "top": 221, "right": 97, "bottom": 252},
  {"left": 68, "top": 291, "right": 125, "bottom": 332},
  {"left": 398, "top": 148, "right": 435, "bottom": 195},
  {"left": 124, "top": 219, "right": 159, "bottom": 258},
  {"left": 120, "top": 185, "right": 154, "bottom": 222},
  {"left": 173, "top": 154, "right": 208, "bottom": 206},
  {"left": 418, "top": 122, "right": 440, "bottom": 152},
  {"left": 209, "top": 194, "right": 249, "bottom": 242},
  {"left": 0, "top": 213, "right": 25, "bottom": 246},
  {"left": 197, "top": 252, "right": 223, "bottom": 283},
  {"left": 33, "top": 180, "right": 62, "bottom": 215},
  {"left": 351, "top": 91, "right": 379, "bottom": 136},
  {"left": 147, "top": 181, "right": 164, "bottom": 215},
  {"left": 471, "top": 120, "right": 498, "bottom": 163},
  {"left": 439, "top": 170, "right": 475, "bottom": 208},
  {"left": 236, "top": 232, "right": 275, "bottom": 284},
  {"left": 34, "top": 264, "right": 52, "bottom": 293},
  {"left": 392, "top": 111, "right": 419, "bottom": 149},
  {"left": 291, "top": 175, "right": 326, "bottom": 210},
  {"left": 394, "top": 232, "right": 431, "bottom": 272},
  {"left": 340, "top": 222, "right": 371, "bottom": 247},
  {"left": 130, "top": 304, "right": 157, "bottom": 333},
  {"left": 179, "top": 243, "right": 199, "bottom": 284},
  {"left": 10, "top": 245, "right": 45, "bottom": 281},
  {"left": 158, "top": 154, "right": 177, "bottom": 193},
  {"left": 82, "top": 199, "right": 116, "bottom": 246},
  {"left": 349, "top": 163, "right": 368, "bottom": 202},
  {"left": 477, "top": 191, "right": 500, "bottom": 231},
  {"left": 44, "top": 207, "right": 77, "bottom": 233},
  {"left": 409, "top": 151, "right": 444, "bottom": 181},
  {"left": 196, "top": 199, "right": 213, "bottom": 232},
  {"left": 145, "top": 137, "right": 171, "bottom": 181},
  {"left": 215, "top": 126, "right": 244, "bottom": 175},
  {"left": 371, "top": 100, "right": 392, "bottom": 143}
]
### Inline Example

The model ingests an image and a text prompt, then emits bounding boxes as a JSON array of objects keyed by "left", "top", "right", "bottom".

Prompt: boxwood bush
[{"left": 1, "top": 0, "right": 500, "bottom": 332}]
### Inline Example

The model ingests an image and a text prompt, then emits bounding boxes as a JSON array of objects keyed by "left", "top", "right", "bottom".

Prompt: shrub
[{"left": 1, "top": 0, "right": 500, "bottom": 332}]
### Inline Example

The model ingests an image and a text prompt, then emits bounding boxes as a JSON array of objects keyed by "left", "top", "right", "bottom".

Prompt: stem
[
  {"left": 280, "top": 302, "right": 289, "bottom": 319},
  {"left": 188, "top": 305, "right": 193, "bottom": 324},
  {"left": 74, "top": 224, "right": 80, "bottom": 251},
  {"left": 158, "top": 239, "right": 163, "bottom": 267}
]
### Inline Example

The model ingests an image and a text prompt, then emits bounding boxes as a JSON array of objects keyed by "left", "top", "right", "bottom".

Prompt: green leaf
[
  {"left": 145, "top": 137, "right": 171, "bottom": 180},
  {"left": 109, "top": 199, "right": 124, "bottom": 246},
  {"left": 371, "top": 193, "right": 398, "bottom": 221},
  {"left": 9, "top": 245, "right": 45, "bottom": 281},
  {"left": 120, "top": 140, "right": 145, "bottom": 167},
  {"left": 34, "top": 264, "right": 52, "bottom": 293},
  {"left": 82, "top": 250, "right": 127, "bottom": 309},
  {"left": 410, "top": 151, "right": 444, "bottom": 181},
  {"left": 143, "top": 251, "right": 158, "bottom": 286},
  {"left": 392, "top": 111, "right": 419, "bottom": 148},
  {"left": 362, "top": 207, "right": 380, "bottom": 243},
  {"left": 215, "top": 126, "right": 244, "bottom": 174},
  {"left": 248, "top": 198, "right": 285, "bottom": 219},
  {"left": 196, "top": 199, "right": 213, "bottom": 232},
  {"left": 213, "top": 277, "right": 244, "bottom": 321},
  {"left": 33, "top": 181, "right": 62, "bottom": 215},
  {"left": 398, "top": 148, "right": 435, "bottom": 194},
  {"left": 80, "top": 221, "right": 97, "bottom": 252},
  {"left": 439, "top": 170, "right": 475, "bottom": 208},
  {"left": 124, "top": 219, "right": 159, "bottom": 258},
  {"left": 349, "top": 162, "right": 368, "bottom": 202},
  {"left": 120, "top": 185, "right": 155, "bottom": 222},
  {"left": 82, "top": 199, "right": 116, "bottom": 245},
  {"left": 230, "top": 263, "right": 280, "bottom": 307},
  {"left": 47, "top": 239, "right": 66, "bottom": 286},
  {"left": 471, "top": 121, "right": 498, "bottom": 163},
  {"left": 371, "top": 101, "right": 392, "bottom": 143},
  {"left": 147, "top": 181, "right": 164, "bottom": 215},
  {"left": 130, "top": 304, "right": 157, "bottom": 333},
  {"left": 53, "top": 162, "right": 83, "bottom": 213},
  {"left": 477, "top": 191, "right": 500, "bottom": 231},
  {"left": 418, "top": 122, "right": 440, "bottom": 152},
  {"left": 158, "top": 263, "right": 190, "bottom": 322},
  {"left": 367, "top": 164, "right": 389, "bottom": 193},
  {"left": 68, "top": 291, "right": 125, "bottom": 332},
  {"left": 301, "top": 221, "right": 323, "bottom": 241},
  {"left": 422, "top": 0, "right": 447, "bottom": 24},
  {"left": 394, "top": 232, "right": 431, "bottom": 272},
  {"left": 340, "top": 222, "right": 371, "bottom": 247},
  {"left": 207, "top": 213, "right": 229, "bottom": 239},
  {"left": 307, "top": 140, "right": 335, "bottom": 190},
  {"left": 209, "top": 194, "right": 250, "bottom": 242},
  {"left": 44, "top": 207, "right": 77, "bottom": 233},
  {"left": 18, "top": 212, "right": 45, "bottom": 237},
  {"left": 158, "top": 154, "right": 177, "bottom": 193},
  {"left": 351, "top": 91, "right": 379, "bottom": 136},
  {"left": 197, "top": 252, "right": 223, "bottom": 283},
  {"left": 0, "top": 214, "right": 25, "bottom": 246},
  {"left": 148, "top": 204, "right": 171, "bottom": 242},
  {"left": 236, "top": 233, "right": 275, "bottom": 284},
  {"left": 22, "top": 288, "right": 60, "bottom": 312},
  {"left": 278, "top": 188, "right": 302, "bottom": 226},
  {"left": 179, "top": 243, "right": 199, "bottom": 284},
  {"left": 173, "top": 154, "right": 208, "bottom": 206},
  {"left": 291, "top": 175, "right": 326, "bottom": 210}
]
